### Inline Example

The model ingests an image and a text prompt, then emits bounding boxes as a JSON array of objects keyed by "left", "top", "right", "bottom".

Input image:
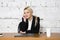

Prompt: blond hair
[
  {"left": 24, "top": 6, "right": 33, "bottom": 13},
  {"left": 35, "top": 16, "right": 38, "bottom": 26}
]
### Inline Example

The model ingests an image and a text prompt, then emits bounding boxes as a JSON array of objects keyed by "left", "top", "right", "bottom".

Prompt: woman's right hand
[{"left": 23, "top": 15, "right": 27, "bottom": 22}]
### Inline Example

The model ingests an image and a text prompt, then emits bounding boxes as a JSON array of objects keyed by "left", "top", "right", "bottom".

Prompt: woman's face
[{"left": 23, "top": 9, "right": 32, "bottom": 19}]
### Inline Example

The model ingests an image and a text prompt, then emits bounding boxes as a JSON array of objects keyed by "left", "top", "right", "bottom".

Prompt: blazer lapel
[{"left": 31, "top": 16, "right": 35, "bottom": 30}]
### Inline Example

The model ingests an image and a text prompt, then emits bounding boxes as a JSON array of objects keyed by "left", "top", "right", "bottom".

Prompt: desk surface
[{"left": 0, "top": 33, "right": 60, "bottom": 40}]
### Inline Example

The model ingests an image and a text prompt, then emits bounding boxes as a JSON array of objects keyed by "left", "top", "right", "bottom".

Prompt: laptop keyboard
[{"left": 14, "top": 33, "right": 34, "bottom": 37}]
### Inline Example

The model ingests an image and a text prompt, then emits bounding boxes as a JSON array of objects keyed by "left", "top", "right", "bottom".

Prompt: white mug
[{"left": 46, "top": 28, "right": 51, "bottom": 37}]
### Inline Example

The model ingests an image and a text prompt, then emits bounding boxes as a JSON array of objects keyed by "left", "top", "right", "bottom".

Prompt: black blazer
[{"left": 18, "top": 16, "right": 40, "bottom": 33}]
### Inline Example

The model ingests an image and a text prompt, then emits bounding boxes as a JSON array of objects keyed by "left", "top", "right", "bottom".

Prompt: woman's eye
[{"left": 27, "top": 12, "right": 29, "bottom": 13}]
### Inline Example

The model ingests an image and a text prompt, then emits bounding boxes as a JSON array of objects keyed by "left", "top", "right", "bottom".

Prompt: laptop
[{"left": 14, "top": 33, "right": 35, "bottom": 37}]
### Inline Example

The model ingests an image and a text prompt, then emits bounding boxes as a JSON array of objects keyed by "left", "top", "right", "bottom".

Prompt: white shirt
[{"left": 27, "top": 18, "right": 33, "bottom": 30}]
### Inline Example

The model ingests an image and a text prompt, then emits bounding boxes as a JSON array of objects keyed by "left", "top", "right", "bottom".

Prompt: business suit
[{"left": 18, "top": 16, "right": 40, "bottom": 34}]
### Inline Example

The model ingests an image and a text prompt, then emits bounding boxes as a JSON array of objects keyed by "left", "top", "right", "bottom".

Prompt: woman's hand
[
  {"left": 20, "top": 31, "right": 26, "bottom": 34},
  {"left": 23, "top": 15, "right": 27, "bottom": 22}
]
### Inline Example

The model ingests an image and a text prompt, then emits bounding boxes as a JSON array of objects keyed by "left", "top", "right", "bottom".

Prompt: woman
[{"left": 18, "top": 6, "right": 40, "bottom": 34}]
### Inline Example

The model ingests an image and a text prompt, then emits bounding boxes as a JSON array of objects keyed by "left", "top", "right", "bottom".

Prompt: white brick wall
[{"left": 0, "top": 0, "right": 60, "bottom": 33}]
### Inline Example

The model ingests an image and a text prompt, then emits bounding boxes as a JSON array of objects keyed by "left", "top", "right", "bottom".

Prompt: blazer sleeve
[
  {"left": 18, "top": 23, "right": 20, "bottom": 33},
  {"left": 35, "top": 17, "right": 40, "bottom": 33},
  {"left": 18, "top": 18, "right": 28, "bottom": 33}
]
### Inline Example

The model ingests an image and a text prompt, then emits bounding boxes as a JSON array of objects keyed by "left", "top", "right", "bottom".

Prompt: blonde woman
[{"left": 18, "top": 6, "right": 40, "bottom": 34}]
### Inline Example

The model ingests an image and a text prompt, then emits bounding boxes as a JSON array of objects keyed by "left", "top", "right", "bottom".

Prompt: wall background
[{"left": 0, "top": 0, "right": 60, "bottom": 33}]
